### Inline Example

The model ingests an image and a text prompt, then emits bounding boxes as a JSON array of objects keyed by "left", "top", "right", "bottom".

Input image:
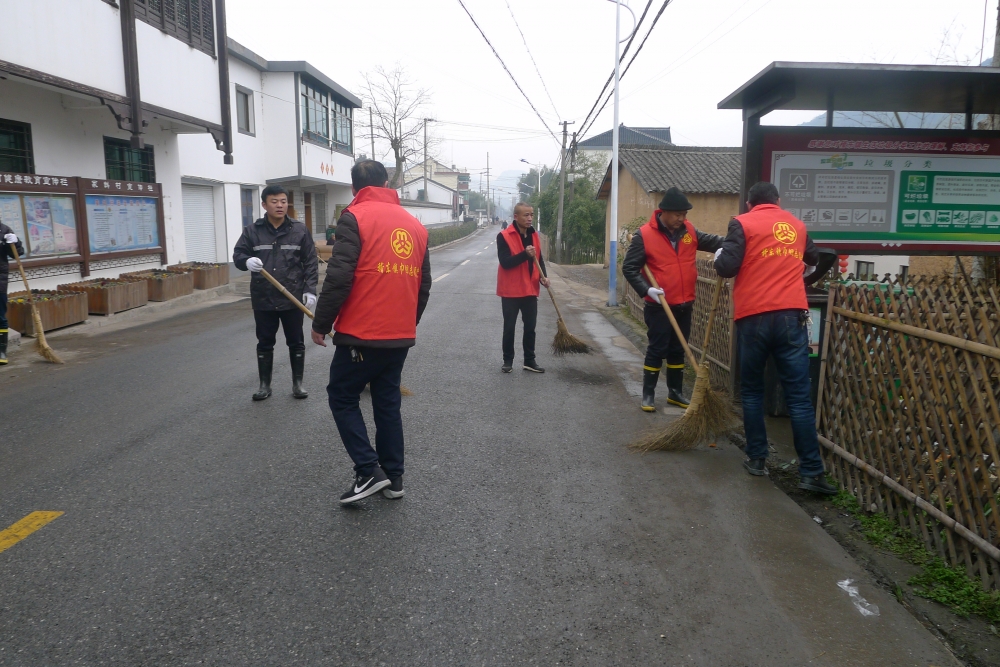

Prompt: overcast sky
[{"left": 227, "top": 0, "right": 996, "bottom": 195}]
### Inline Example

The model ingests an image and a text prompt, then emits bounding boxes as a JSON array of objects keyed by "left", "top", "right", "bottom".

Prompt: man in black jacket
[
  {"left": 0, "top": 220, "right": 25, "bottom": 365},
  {"left": 233, "top": 185, "right": 318, "bottom": 401}
]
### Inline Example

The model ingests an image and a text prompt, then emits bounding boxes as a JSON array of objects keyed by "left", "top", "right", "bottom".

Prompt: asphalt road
[{"left": 0, "top": 229, "right": 958, "bottom": 665}]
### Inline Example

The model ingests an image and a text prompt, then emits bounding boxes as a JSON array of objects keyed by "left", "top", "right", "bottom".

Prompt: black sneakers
[
  {"left": 340, "top": 467, "right": 391, "bottom": 505},
  {"left": 798, "top": 474, "right": 838, "bottom": 496},
  {"left": 501, "top": 362, "right": 513, "bottom": 373},
  {"left": 523, "top": 361, "right": 545, "bottom": 373},
  {"left": 382, "top": 476, "right": 405, "bottom": 499},
  {"left": 743, "top": 458, "right": 767, "bottom": 476}
]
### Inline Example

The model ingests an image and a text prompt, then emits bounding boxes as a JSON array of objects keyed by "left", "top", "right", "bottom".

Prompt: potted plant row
[
  {"left": 58, "top": 278, "right": 149, "bottom": 316},
  {"left": 121, "top": 269, "right": 194, "bottom": 302},
  {"left": 166, "top": 262, "right": 229, "bottom": 290},
  {"left": 7, "top": 290, "right": 88, "bottom": 335}
]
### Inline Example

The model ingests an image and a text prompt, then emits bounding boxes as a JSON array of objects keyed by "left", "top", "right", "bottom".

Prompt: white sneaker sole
[
  {"left": 522, "top": 366, "right": 544, "bottom": 373},
  {"left": 382, "top": 488, "right": 405, "bottom": 499},
  {"left": 340, "top": 479, "right": 391, "bottom": 504}
]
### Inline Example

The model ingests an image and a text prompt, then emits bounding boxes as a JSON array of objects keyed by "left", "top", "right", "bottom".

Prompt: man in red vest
[
  {"left": 497, "top": 202, "right": 550, "bottom": 373},
  {"left": 622, "top": 187, "right": 723, "bottom": 412},
  {"left": 311, "top": 160, "right": 432, "bottom": 505},
  {"left": 714, "top": 181, "right": 836, "bottom": 495}
]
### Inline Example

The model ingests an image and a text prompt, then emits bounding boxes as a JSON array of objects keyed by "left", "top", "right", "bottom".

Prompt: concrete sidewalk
[{"left": 546, "top": 266, "right": 961, "bottom": 667}]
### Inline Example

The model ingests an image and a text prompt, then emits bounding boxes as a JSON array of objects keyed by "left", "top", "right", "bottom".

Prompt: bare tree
[{"left": 358, "top": 65, "right": 429, "bottom": 188}]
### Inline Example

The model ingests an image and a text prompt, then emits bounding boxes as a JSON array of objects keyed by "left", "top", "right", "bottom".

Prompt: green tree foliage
[{"left": 519, "top": 153, "right": 607, "bottom": 256}]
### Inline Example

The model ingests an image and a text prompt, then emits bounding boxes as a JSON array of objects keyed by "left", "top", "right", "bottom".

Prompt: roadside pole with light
[{"left": 606, "top": 0, "right": 635, "bottom": 306}]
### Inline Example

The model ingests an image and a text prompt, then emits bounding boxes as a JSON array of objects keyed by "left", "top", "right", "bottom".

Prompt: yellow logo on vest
[
  {"left": 681, "top": 233, "right": 693, "bottom": 244},
  {"left": 391, "top": 228, "right": 414, "bottom": 259},
  {"left": 772, "top": 222, "right": 797, "bottom": 245}
]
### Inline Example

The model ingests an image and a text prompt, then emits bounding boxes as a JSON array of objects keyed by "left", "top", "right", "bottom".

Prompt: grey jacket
[{"left": 232, "top": 217, "right": 318, "bottom": 311}]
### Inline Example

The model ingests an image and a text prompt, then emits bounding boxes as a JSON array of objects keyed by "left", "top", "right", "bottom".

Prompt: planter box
[
  {"left": 122, "top": 269, "right": 194, "bottom": 301},
  {"left": 7, "top": 290, "right": 88, "bottom": 335},
  {"left": 57, "top": 279, "right": 149, "bottom": 315},
  {"left": 166, "top": 262, "right": 229, "bottom": 290}
]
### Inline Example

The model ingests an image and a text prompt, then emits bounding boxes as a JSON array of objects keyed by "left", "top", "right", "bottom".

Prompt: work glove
[
  {"left": 303, "top": 293, "right": 317, "bottom": 311},
  {"left": 246, "top": 257, "right": 263, "bottom": 272},
  {"left": 803, "top": 262, "right": 817, "bottom": 278},
  {"left": 647, "top": 287, "right": 665, "bottom": 301},
  {"left": 3, "top": 233, "right": 16, "bottom": 245},
  {"left": 713, "top": 248, "right": 723, "bottom": 262}
]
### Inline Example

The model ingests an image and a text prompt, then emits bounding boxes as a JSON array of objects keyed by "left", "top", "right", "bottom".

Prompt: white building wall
[
  {"left": 0, "top": 78, "right": 184, "bottom": 290},
  {"left": 401, "top": 205, "right": 455, "bottom": 226},
  {"left": 262, "top": 72, "right": 299, "bottom": 182},
  {"left": 0, "top": 0, "right": 127, "bottom": 96},
  {"left": 135, "top": 21, "right": 221, "bottom": 123}
]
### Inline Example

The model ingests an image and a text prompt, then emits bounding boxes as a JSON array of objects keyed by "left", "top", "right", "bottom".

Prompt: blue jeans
[
  {"left": 737, "top": 309, "right": 825, "bottom": 477},
  {"left": 326, "top": 345, "right": 409, "bottom": 478}
]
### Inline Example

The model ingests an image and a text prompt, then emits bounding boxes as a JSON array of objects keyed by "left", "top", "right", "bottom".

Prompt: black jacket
[
  {"left": 714, "top": 218, "right": 819, "bottom": 279},
  {"left": 0, "top": 222, "right": 26, "bottom": 294},
  {"left": 312, "top": 209, "right": 432, "bottom": 348},
  {"left": 621, "top": 219, "right": 724, "bottom": 300},
  {"left": 496, "top": 226, "right": 546, "bottom": 279},
  {"left": 232, "top": 216, "right": 318, "bottom": 311}
]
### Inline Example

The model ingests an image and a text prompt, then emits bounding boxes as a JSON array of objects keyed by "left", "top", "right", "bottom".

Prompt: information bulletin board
[{"left": 762, "top": 129, "right": 1000, "bottom": 254}]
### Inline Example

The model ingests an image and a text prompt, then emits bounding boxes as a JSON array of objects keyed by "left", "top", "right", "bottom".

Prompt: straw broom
[
  {"left": 9, "top": 245, "right": 63, "bottom": 364},
  {"left": 533, "top": 256, "right": 591, "bottom": 355},
  {"left": 260, "top": 269, "right": 413, "bottom": 396},
  {"left": 631, "top": 266, "right": 739, "bottom": 452}
]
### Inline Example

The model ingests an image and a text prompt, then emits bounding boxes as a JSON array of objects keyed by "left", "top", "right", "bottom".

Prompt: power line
[
  {"left": 575, "top": 0, "right": 654, "bottom": 140},
  {"left": 504, "top": 0, "right": 561, "bottom": 120},
  {"left": 455, "top": 0, "right": 560, "bottom": 144},
  {"left": 579, "top": 0, "right": 674, "bottom": 139}
]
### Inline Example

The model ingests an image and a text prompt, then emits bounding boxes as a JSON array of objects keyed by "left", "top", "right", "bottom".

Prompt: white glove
[
  {"left": 647, "top": 287, "right": 665, "bottom": 301},
  {"left": 303, "top": 293, "right": 317, "bottom": 311},
  {"left": 246, "top": 257, "right": 263, "bottom": 272},
  {"left": 714, "top": 248, "right": 723, "bottom": 262},
  {"left": 3, "top": 233, "right": 16, "bottom": 244},
  {"left": 803, "top": 263, "right": 817, "bottom": 278}
]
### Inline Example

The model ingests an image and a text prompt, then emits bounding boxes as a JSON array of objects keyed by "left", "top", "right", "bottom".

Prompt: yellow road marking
[{"left": 0, "top": 511, "right": 64, "bottom": 554}]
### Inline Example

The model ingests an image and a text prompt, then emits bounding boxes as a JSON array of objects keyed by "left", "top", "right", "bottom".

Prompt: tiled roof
[
  {"left": 598, "top": 146, "right": 742, "bottom": 198},
  {"left": 578, "top": 125, "right": 672, "bottom": 149}
]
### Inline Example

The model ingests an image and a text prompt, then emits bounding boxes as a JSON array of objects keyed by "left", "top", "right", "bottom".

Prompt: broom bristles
[
  {"left": 30, "top": 305, "right": 63, "bottom": 364},
  {"left": 552, "top": 318, "right": 592, "bottom": 355},
  {"left": 630, "top": 365, "right": 739, "bottom": 452},
  {"left": 400, "top": 385, "right": 414, "bottom": 397}
]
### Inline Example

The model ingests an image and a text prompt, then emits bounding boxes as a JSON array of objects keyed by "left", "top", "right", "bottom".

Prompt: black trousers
[
  {"left": 501, "top": 296, "right": 538, "bottom": 364},
  {"left": 254, "top": 309, "right": 305, "bottom": 352},
  {"left": 0, "top": 290, "right": 7, "bottom": 331},
  {"left": 643, "top": 301, "right": 692, "bottom": 370}
]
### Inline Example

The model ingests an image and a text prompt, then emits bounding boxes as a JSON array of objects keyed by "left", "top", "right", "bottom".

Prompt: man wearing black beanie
[{"left": 622, "top": 187, "right": 724, "bottom": 412}]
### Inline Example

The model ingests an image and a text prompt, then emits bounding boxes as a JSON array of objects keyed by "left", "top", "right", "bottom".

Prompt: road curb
[{"left": 429, "top": 228, "right": 485, "bottom": 253}]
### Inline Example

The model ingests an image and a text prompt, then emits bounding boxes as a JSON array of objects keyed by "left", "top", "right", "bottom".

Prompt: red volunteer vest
[
  {"left": 731, "top": 204, "right": 808, "bottom": 320},
  {"left": 496, "top": 224, "right": 541, "bottom": 298},
  {"left": 642, "top": 214, "right": 698, "bottom": 305},
  {"left": 333, "top": 187, "right": 429, "bottom": 340}
]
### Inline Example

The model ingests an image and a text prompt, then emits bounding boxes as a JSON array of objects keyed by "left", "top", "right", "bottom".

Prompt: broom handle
[
  {"left": 9, "top": 244, "right": 37, "bottom": 307},
  {"left": 260, "top": 268, "right": 315, "bottom": 319},
  {"left": 532, "top": 255, "right": 563, "bottom": 319},
  {"left": 643, "top": 265, "right": 700, "bottom": 369},
  {"left": 698, "top": 276, "right": 726, "bottom": 365}
]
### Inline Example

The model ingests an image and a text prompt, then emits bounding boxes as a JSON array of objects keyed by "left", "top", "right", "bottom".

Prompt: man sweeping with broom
[
  {"left": 0, "top": 222, "right": 25, "bottom": 365},
  {"left": 622, "top": 187, "right": 723, "bottom": 412},
  {"left": 497, "top": 202, "right": 550, "bottom": 373},
  {"left": 714, "top": 181, "right": 836, "bottom": 495}
]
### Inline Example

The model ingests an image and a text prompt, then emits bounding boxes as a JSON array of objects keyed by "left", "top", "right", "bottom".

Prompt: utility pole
[
  {"left": 423, "top": 118, "right": 435, "bottom": 201},
  {"left": 486, "top": 152, "right": 491, "bottom": 221},
  {"left": 555, "top": 120, "right": 575, "bottom": 264}
]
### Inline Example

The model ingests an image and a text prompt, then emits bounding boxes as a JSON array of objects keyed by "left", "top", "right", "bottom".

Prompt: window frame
[
  {"left": 133, "top": 0, "right": 216, "bottom": 57},
  {"left": 104, "top": 137, "right": 157, "bottom": 184},
  {"left": 0, "top": 118, "right": 35, "bottom": 175},
  {"left": 855, "top": 260, "right": 875, "bottom": 281},
  {"left": 235, "top": 85, "right": 255, "bottom": 136},
  {"left": 299, "top": 76, "right": 354, "bottom": 154}
]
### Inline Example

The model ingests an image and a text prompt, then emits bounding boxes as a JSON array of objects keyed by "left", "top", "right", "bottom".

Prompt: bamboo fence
[{"left": 818, "top": 276, "right": 1000, "bottom": 588}]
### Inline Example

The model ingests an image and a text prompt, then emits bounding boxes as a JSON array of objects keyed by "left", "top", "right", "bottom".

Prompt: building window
[
  {"left": 104, "top": 137, "right": 156, "bottom": 183},
  {"left": 0, "top": 119, "right": 34, "bottom": 174},
  {"left": 898, "top": 265, "right": 909, "bottom": 283},
  {"left": 855, "top": 260, "right": 875, "bottom": 281},
  {"left": 241, "top": 187, "right": 256, "bottom": 227},
  {"left": 133, "top": 0, "right": 215, "bottom": 56},
  {"left": 236, "top": 86, "right": 255, "bottom": 136},
  {"left": 300, "top": 79, "right": 329, "bottom": 144},
  {"left": 332, "top": 102, "right": 352, "bottom": 152}
]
